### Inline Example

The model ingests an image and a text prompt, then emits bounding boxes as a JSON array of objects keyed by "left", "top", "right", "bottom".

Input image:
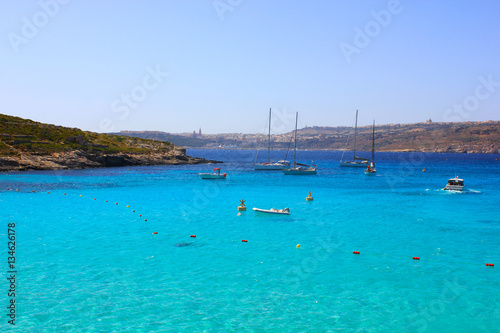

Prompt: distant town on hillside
[{"left": 113, "top": 120, "right": 500, "bottom": 154}]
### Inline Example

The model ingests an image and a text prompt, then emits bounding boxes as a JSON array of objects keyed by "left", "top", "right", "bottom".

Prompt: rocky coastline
[{"left": 0, "top": 147, "right": 220, "bottom": 172}]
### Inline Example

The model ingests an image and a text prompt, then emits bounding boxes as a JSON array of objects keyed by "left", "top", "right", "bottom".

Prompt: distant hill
[
  {"left": 114, "top": 121, "right": 500, "bottom": 154},
  {"left": 0, "top": 114, "right": 217, "bottom": 171}
]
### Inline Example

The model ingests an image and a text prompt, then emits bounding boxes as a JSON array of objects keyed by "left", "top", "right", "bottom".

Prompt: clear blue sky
[{"left": 1, "top": 0, "right": 499, "bottom": 134}]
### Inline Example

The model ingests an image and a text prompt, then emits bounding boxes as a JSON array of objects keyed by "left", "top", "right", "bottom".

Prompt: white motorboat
[
  {"left": 199, "top": 168, "right": 227, "bottom": 179},
  {"left": 364, "top": 162, "right": 376, "bottom": 175},
  {"left": 340, "top": 110, "right": 370, "bottom": 167},
  {"left": 254, "top": 109, "right": 291, "bottom": 170},
  {"left": 252, "top": 207, "right": 290, "bottom": 215},
  {"left": 444, "top": 176, "right": 464, "bottom": 191},
  {"left": 283, "top": 112, "right": 317, "bottom": 175}
]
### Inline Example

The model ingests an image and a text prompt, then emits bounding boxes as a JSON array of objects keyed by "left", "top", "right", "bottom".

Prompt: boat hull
[
  {"left": 283, "top": 167, "right": 317, "bottom": 175},
  {"left": 199, "top": 174, "right": 226, "bottom": 179},
  {"left": 254, "top": 162, "right": 290, "bottom": 170},
  {"left": 340, "top": 161, "right": 368, "bottom": 167},
  {"left": 444, "top": 185, "right": 464, "bottom": 191}
]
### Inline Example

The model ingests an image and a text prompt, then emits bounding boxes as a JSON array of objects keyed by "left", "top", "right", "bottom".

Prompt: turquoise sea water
[{"left": 1, "top": 149, "right": 499, "bottom": 332}]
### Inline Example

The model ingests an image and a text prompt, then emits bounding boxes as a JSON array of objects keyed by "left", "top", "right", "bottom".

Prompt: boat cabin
[{"left": 447, "top": 177, "right": 464, "bottom": 186}]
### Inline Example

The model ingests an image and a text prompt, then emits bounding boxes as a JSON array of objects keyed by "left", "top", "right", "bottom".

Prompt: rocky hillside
[
  {"left": 0, "top": 114, "right": 218, "bottom": 171},
  {"left": 115, "top": 121, "right": 500, "bottom": 154}
]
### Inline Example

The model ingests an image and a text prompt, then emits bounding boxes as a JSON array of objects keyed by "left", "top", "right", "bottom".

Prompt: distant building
[
  {"left": 426, "top": 118, "right": 433, "bottom": 123},
  {"left": 199, "top": 128, "right": 202, "bottom": 136}
]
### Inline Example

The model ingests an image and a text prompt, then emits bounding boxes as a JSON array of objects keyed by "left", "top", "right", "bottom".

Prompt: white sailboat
[
  {"left": 364, "top": 120, "right": 377, "bottom": 175},
  {"left": 283, "top": 112, "right": 317, "bottom": 175},
  {"left": 254, "top": 108, "right": 290, "bottom": 170},
  {"left": 340, "top": 110, "right": 369, "bottom": 167}
]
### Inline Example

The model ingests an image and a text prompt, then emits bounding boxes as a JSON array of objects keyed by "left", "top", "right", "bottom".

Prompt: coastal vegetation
[
  {"left": 0, "top": 114, "right": 172, "bottom": 156},
  {"left": 0, "top": 114, "right": 214, "bottom": 171}
]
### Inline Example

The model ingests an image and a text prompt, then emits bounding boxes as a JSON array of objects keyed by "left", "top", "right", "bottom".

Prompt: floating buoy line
[{"left": 1, "top": 186, "right": 495, "bottom": 268}]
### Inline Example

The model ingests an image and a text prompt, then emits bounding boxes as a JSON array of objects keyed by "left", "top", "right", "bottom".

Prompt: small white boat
[
  {"left": 252, "top": 207, "right": 290, "bottom": 215},
  {"left": 199, "top": 168, "right": 226, "bottom": 179},
  {"left": 444, "top": 176, "right": 464, "bottom": 191},
  {"left": 364, "top": 162, "right": 376, "bottom": 175}
]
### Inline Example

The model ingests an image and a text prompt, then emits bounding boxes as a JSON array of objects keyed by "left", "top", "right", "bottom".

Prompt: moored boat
[
  {"left": 283, "top": 112, "right": 317, "bottom": 175},
  {"left": 340, "top": 110, "right": 370, "bottom": 167},
  {"left": 254, "top": 109, "right": 291, "bottom": 170},
  {"left": 199, "top": 168, "right": 227, "bottom": 179},
  {"left": 254, "top": 160, "right": 291, "bottom": 170},
  {"left": 252, "top": 207, "right": 290, "bottom": 215},
  {"left": 444, "top": 176, "right": 464, "bottom": 191},
  {"left": 364, "top": 120, "right": 377, "bottom": 175}
]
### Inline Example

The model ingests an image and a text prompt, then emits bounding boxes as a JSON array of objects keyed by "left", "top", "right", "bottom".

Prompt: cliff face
[
  {"left": 0, "top": 147, "right": 216, "bottom": 172},
  {"left": 0, "top": 114, "right": 219, "bottom": 171}
]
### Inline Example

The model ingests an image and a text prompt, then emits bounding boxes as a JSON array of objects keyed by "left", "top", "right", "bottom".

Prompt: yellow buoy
[
  {"left": 238, "top": 199, "right": 247, "bottom": 211},
  {"left": 126, "top": 205, "right": 129, "bottom": 208},
  {"left": 80, "top": 195, "right": 82, "bottom": 197},
  {"left": 306, "top": 191, "right": 313, "bottom": 201},
  {"left": 422, "top": 168, "right": 426, "bottom": 172},
  {"left": 296, "top": 244, "right": 301, "bottom": 248}
]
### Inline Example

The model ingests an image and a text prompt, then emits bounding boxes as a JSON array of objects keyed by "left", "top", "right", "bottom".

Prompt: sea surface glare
[{"left": 1, "top": 149, "right": 499, "bottom": 332}]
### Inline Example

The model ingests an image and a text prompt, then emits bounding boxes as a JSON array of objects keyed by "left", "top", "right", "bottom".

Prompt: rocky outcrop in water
[{"left": 0, "top": 147, "right": 219, "bottom": 172}]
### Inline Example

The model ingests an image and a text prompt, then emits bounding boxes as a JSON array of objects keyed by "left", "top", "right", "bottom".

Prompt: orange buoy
[
  {"left": 139, "top": 214, "right": 142, "bottom": 217},
  {"left": 93, "top": 198, "right": 96, "bottom": 200},
  {"left": 152, "top": 232, "right": 158, "bottom": 234},
  {"left": 486, "top": 263, "right": 494, "bottom": 267},
  {"left": 242, "top": 240, "right": 248, "bottom": 242},
  {"left": 64, "top": 193, "right": 66, "bottom": 195},
  {"left": 190, "top": 235, "right": 196, "bottom": 238},
  {"left": 144, "top": 219, "right": 147, "bottom": 221},
  {"left": 353, "top": 251, "right": 360, "bottom": 254},
  {"left": 105, "top": 200, "right": 108, "bottom": 202},
  {"left": 115, "top": 203, "right": 118, "bottom": 205},
  {"left": 413, "top": 257, "right": 420, "bottom": 260},
  {"left": 132, "top": 210, "right": 135, "bottom": 212}
]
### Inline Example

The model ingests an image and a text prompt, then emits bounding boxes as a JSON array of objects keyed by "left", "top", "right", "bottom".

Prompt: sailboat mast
[
  {"left": 353, "top": 109, "right": 358, "bottom": 161},
  {"left": 293, "top": 112, "right": 298, "bottom": 167},
  {"left": 268, "top": 108, "right": 271, "bottom": 163},
  {"left": 371, "top": 120, "right": 375, "bottom": 162}
]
